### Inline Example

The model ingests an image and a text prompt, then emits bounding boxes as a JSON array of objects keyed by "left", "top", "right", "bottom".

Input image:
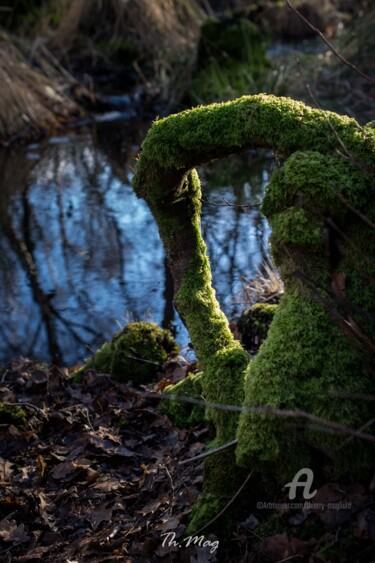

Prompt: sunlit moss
[{"left": 159, "top": 372, "right": 205, "bottom": 427}]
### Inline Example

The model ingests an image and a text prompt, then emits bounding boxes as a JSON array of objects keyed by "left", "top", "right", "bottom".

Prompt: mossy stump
[{"left": 133, "top": 94, "right": 375, "bottom": 531}]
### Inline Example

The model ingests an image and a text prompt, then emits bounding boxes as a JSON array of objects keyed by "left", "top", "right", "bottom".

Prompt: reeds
[
  {"left": 45, "top": 0, "right": 205, "bottom": 105},
  {"left": 237, "top": 259, "right": 284, "bottom": 305},
  {"left": 0, "top": 31, "right": 79, "bottom": 144}
]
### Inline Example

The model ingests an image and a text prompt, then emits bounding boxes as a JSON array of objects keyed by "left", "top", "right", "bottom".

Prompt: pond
[{"left": 0, "top": 117, "right": 272, "bottom": 366}]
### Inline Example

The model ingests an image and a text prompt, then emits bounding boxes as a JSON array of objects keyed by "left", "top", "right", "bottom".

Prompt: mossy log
[{"left": 133, "top": 94, "right": 375, "bottom": 530}]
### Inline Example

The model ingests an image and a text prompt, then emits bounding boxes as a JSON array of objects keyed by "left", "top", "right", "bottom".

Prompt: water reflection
[{"left": 0, "top": 121, "right": 272, "bottom": 365}]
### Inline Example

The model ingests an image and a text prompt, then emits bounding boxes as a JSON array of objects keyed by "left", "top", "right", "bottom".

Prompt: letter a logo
[{"left": 285, "top": 468, "right": 317, "bottom": 500}]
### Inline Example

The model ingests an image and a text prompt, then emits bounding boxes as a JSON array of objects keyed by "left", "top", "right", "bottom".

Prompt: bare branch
[
  {"left": 335, "top": 188, "right": 375, "bottom": 230},
  {"left": 328, "top": 390, "right": 375, "bottom": 401},
  {"left": 178, "top": 439, "right": 238, "bottom": 465},
  {"left": 286, "top": 0, "right": 375, "bottom": 86},
  {"left": 193, "top": 470, "right": 254, "bottom": 535},
  {"left": 202, "top": 196, "right": 261, "bottom": 210},
  {"left": 144, "top": 391, "right": 375, "bottom": 444}
]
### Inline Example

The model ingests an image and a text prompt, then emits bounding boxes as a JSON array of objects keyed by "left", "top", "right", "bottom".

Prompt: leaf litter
[
  {"left": 0, "top": 359, "right": 211, "bottom": 562},
  {"left": 0, "top": 357, "right": 374, "bottom": 562}
]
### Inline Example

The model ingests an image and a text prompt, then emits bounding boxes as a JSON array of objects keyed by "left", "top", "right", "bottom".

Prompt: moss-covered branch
[
  {"left": 133, "top": 96, "right": 374, "bottom": 364},
  {"left": 133, "top": 94, "right": 375, "bottom": 531}
]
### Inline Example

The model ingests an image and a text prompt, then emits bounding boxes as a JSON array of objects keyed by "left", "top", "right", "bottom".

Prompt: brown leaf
[
  {"left": 86, "top": 433, "right": 134, "bottom": 457},
  {"left": 0, "top": 516, "right": 30, "bottom": 543},
  {"left": 0, "top": 457, "right": 14, "bottom": 480},
  {"left": 88, "top": 508, "right": 113, "bottom": 530},
  {"left": 92, "top": 479, "right": 123, "bottom": 492},
  {"left": 137, "top": 497, "right": 164, "bottom": 516},
  {"left": 50, "top": 458, "right": 90, "bottom": 481},
  {"left": 156, "top": 516, "right": 180, "bottom": 532}
]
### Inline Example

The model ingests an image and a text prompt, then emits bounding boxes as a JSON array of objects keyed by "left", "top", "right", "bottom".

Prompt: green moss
[
  {"left": 188, "top": 448, "right": 249, "bottom": 535},
  {"left": 192, "top": 18, "right": 269, "bottom": 104},
  {"left": 75, "top": 322, "right": 179, "bottom": 385},
  {"left": 271, "top": 207, "right": 324, "bottom": 246},
  {"left": 133, "top": 93, "right": 375, "bottom": 529},
  {"left": 202, "top": 346, "right": 249, "bottom": 443},
  {"left": 236, "top": 290, "right": 375, "bottom": 481},
  {"left": 197, "top": 18, "right": 266, "bottom": 68},
  {"left": 188, "top": 491, "right": 223, "bottom": 534},
  {"left": 133, "top": 96, "right": 375, "bottom": 189},
  {"left": 261, "top": 151, "right": 369, "bottom": 219},
  {"left": 159, "top": 372, "right": 205, "bottom": 427},
  {"left": 0, "top": 403, "right": 27, "bottom": 430}
]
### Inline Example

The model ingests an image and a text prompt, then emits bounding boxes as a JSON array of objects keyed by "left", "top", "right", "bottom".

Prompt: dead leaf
[
  {"left": 88, "top": 508, "right": 113, "bottom": 530},
  {"left": 0, "top": 516, "right": 30, "bottom": 543},
  {"left": 0, "top": 457, "right": 14, "bottom": 480},
  {"left": 137, "top": 497, "right": 164, "bottom": 516}
]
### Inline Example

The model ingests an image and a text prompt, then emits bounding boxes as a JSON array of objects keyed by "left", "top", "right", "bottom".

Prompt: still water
[{"left": 0, "top": 118, "right": 272, "bottom": 365}]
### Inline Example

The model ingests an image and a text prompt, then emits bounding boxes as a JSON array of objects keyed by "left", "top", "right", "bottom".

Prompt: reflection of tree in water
[
  {"left": 0, "top": 132, "right": 271, "bottom": 364},
  {"left": 200, "top": 152, "right": 272, "bottom": 317},
  {"left": 0, "top": 127, "right": 164, "bottom": 365}
]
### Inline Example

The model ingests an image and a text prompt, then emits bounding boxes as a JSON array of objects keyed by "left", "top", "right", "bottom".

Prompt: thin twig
[
  {"left": 286, "top": 0, "right": 375, "bottom": 86},
  {"left": 296, "top": 59, "right": 373, "bottom": 176},
  {"left": 203, "top": 196, "right": 261, "bottom": 210},
  {"left": 328, "top": 390, "right": 375, "bottom": 401},
  {"left": 178, "top": 439, "right": 237, "bottom": 466},
  {"left": 144, "top": 391, "right": 375, "bottom": 444},
  {"left": 193, "top": 470, "right": 254, "bottom": 535},
  {"left": 336, "top": 417, "right": 375, "bottom": 451},
  {"left": 125, "top": 355, "right": 161, "bottom": 366},
  {"left": 335, "top": 188, "right": 375, "bottom": 230}
]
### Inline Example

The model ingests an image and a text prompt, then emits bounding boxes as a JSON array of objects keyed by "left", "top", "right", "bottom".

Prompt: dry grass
[
  {"left": 0, "top": 31, "right": 80, "bottom": 144},
  {"left": 236, "top": 259, "right": 284, "bottom": 305},
  {"left": 44, "top": 0, "right": 205, "bottom": 104}
]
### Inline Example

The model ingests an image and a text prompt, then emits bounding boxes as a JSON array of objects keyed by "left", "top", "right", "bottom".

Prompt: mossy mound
[
  {"left": 80, "top": 322, "right": 179, "bottom": 385},
  {"left": 192, "top": 18, "right": 268, "bottom": 103},
  {"left": 159, "top": 372, "right": 205, "bottom": 427},
  {"left": 197, "top": 17, "right": 266, "bottom": 69},
  {"left": 238, "top": 303, "right": 278, "bottom": 351}
]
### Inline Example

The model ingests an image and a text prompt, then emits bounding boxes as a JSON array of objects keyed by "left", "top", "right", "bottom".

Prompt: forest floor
[{"left": 1, "top": 357, "right": 374, "bottom": 562}]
